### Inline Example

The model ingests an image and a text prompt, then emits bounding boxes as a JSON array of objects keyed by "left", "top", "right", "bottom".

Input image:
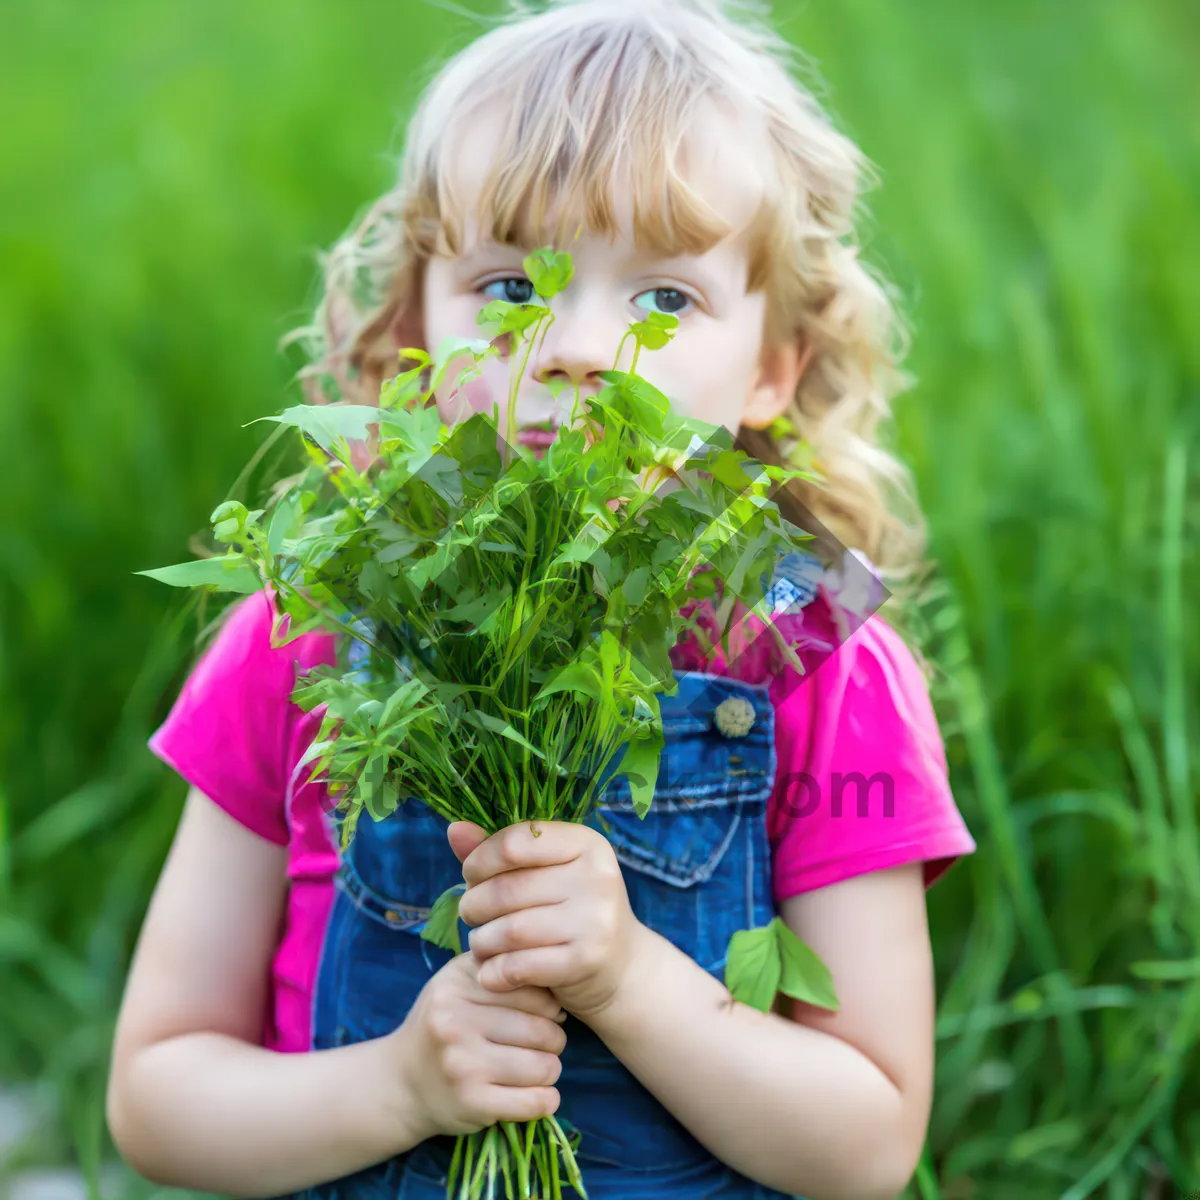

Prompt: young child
[{"left": 106, "top": 1, "right": 976, "bottom": 1197}]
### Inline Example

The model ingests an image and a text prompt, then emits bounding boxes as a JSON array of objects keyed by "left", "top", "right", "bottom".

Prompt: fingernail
[{"left": 555, "top": 1009, "right": 568, "bottom": 1023}]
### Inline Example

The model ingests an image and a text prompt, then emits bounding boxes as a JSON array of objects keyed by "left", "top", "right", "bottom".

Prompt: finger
[
  {"left": 461, "top": 821, "right": 584, "bottom": 888},
  {"left": 447, "top": 821, "right": 488, "bottom": 864},
  {"left": 458, "top": 862, "right": 573, "bottom": 928},
  {"left": 468, "top": 977, "right": 565, "bottom": 1022},
  {"left": 470, "top": 1084, "right": 560, "bottom": 1124},
  {"left": 478, "top": 946, "right": 575, "bottom": 994},
  {"left": 468, "top": 906, "right": 570, "bottom": 963},
  {"left": 475, "top": 1042, "right": 563, "bottom": 1089},
  {"left": 479, "top": 1007, "right": 568, "bottom": 1056}
]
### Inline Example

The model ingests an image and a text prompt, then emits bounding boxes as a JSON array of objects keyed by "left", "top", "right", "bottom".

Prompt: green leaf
[
  {"left": 523, "top": 247, "right": 574, "bottom": 299},
  {"left": 630, "top": 322, "right": 671, "bottom": 350},
  {"left": 375, "top": 536, "right": 425, "bottom": 565},
  {"left": 724, "top": 925, "right": 782, "bottom": 1012},
  {"left": 615, "top": 723, "right": 662, "bottom": 818},
  {"left": 290, "top": 673, "right": 342, "bottom": 712},
  {"left": 429, "top": 336, "right": 493, "bottom": 395},
  {"left": 379, "top": 349, "right": 431, "bottom": 410},
  {"left": 594, "top": 371, "right": 671, "bottom": 440},
  {"left": 476, "top": 299, "right": 545, "bottom": 337},
  {"left": 412, "top": 452, "right": 466, "bottom": 507},
  {"left": 442, "top": 412, "right": 504, "bottom": 492},
  {"left": 549, "top": 524, "right": 608, "bottom": 568},
  {"left": 651, "top": 536, "right": 684, "bottom": 571},
  {"left": 532, "top": 660, "right": 606, "bottom": 706},
  {"left": 773, "top": 917, "right": 839, "bottom": 1011},
  {"left": 267, "top": 495, "right": 302, "bottom": 558},
  {"left": 373, "top": 401, "right": 445, "bottom": 459},
  {"left": 292, "top": 736, "right": 336, "bottom": 778},
  {"left": 357, "top": 558, "right": 388, "bottom": 603},
  {"left": 723, "top": 523, "right": 776, "bottom": 600},
  {"left": 459, "top": 709, "right": 547, "bottom": 760},
  {"left": 359, "top": 751, "right": 397, "bottom": 821},
  {"left": 210, "top": 500, "right": 250, "bottom": 543},
  {"left": 136, "top": 555, "right": 260, "bottom": 594},
  {"left": 211, "top": 500, "right": 249, "bottom": 524},
  {"left": 251, "top": 404, "right": 383, "bottom": 452},
  {"left": 621, "top": 565, "right": 650, "bottom": 607},
  {"left": 379, "top": 678, "right": 432, "bottom": 733},
  {"left": 642, "top": 310, "right": 679, "bottom": 331},
  {"left": 439, "top": 589, "right": 510, "bottom": 628},
  {"left": 421, "top": 885, "right": 466, "bottom": 954},
  {"left": 707, "top": 448, "right": 760, "bottom": 494},
  {"left": 430, "top": 681, "right": 472, "bottom": 706}
]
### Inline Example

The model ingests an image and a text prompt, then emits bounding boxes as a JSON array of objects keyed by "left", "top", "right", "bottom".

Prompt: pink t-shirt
[{"left": 149, "top": 589, "right": 975, "bottom": 1053}]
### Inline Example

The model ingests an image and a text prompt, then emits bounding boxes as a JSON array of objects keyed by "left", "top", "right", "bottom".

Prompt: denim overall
[{"left": 297, "top": 553, "right": 825, "bottom": 1199}]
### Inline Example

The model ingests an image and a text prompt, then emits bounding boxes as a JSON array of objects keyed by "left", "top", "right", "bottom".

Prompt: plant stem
[
  {"left": 449, "top": 1131, "right": 464, "bottom": 1196},
  {"left": 547, "top": 1117, "right": 587, "bottom": 1197},
  {"left": 461, "top": 1133, "right": 476, "bottom": 1200},
  {"left": 501, "top": 1122, "right": 530, "bottom": 1199},
  {"left": 611, "top": 331, "right": 632, "bottom": 374},
  {"left": 505, "top": 309, "right": 551, "bottom": 461}
]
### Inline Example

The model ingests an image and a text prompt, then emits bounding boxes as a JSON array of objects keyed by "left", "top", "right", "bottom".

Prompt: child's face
[{"left": 416, "top": 104, "right": 804, "bottom": 456}]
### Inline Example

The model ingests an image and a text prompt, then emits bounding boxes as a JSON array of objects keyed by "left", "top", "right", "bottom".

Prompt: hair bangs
[{"left": 425, "top": 17, "right": 769, "bottom": 263}]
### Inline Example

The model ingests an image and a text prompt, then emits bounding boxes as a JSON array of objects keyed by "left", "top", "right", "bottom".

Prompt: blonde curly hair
[{"left": 284, "top": 0, "right": 927, "bottom": 585}]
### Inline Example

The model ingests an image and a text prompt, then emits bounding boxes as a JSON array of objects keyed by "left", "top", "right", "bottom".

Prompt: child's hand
[
  {"left": 387, "top": 951, "right": 566, "bottom": 1140},
  {"left": 450, "top": 820, "right": 650, "bottom": 1023}
]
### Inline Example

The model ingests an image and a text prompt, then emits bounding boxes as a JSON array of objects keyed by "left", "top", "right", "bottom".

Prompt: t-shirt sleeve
[
  {"left": 148, "top": 590, "right": 337, "bottom": 846},
  {"left": 767, "top": 606, "right": 976, "bottom": 902}
]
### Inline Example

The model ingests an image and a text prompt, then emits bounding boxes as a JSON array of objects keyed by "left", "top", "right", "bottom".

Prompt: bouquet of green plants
[{"left": 142, "top": 247, "right": 838, "bottom": 1199}]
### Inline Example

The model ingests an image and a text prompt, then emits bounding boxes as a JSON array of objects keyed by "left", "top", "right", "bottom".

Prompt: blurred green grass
[{"left": 0, "top": 0, "right": 1196, "bottom": 1196}]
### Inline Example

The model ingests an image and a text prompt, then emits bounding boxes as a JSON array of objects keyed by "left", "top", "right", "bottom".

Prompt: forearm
[
  {"left": 108, "top": 1030, "right": 427, "bottom": 1197},
  {"left": 587, "top": 926, "right": 915, "bottom": 1200}
]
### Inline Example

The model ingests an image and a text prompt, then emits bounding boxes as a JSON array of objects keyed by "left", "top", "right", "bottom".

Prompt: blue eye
[
  {"left": 482, "top": 277, "right": 537, "bottom": 305},
  {"left": 633, "top": 288, "right": 691, "bottom": 316}
]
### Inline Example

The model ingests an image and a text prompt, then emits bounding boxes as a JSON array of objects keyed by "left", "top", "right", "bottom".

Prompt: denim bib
[{"left": 290, "top": 550, "right": 826, "bottom": 1199}]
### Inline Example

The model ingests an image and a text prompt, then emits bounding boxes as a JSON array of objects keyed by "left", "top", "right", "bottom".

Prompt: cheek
[
  {"left": 434, "top": 357, "right": 509, "bottom": 425},
  {"left": 463, "top": 374, "right": 496, "bottom": 415},
  {"left": 423, "top": 290, "right": 478, "bottom": 348},
  {"left": 637, "top": 330, "right": 757, "bottom": 427},
  {"left": 696, "top": 324, "right": 765, "bottom": 416}
]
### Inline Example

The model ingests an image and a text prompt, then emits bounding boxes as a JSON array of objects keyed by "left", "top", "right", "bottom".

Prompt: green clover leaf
[
  {"left": 725, "top": 918, "right": 838, "bottom": 1013},
  {"left": 421, "top": 884, "right": 467, "bottom": 954},
  {"left": 523, "top": 247, "right": 574, "bottom": 299}
]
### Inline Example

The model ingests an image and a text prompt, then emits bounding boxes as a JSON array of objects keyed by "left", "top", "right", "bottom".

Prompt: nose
[{"left": 530, "top": 293, "right": 622, "bottom": 394}]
